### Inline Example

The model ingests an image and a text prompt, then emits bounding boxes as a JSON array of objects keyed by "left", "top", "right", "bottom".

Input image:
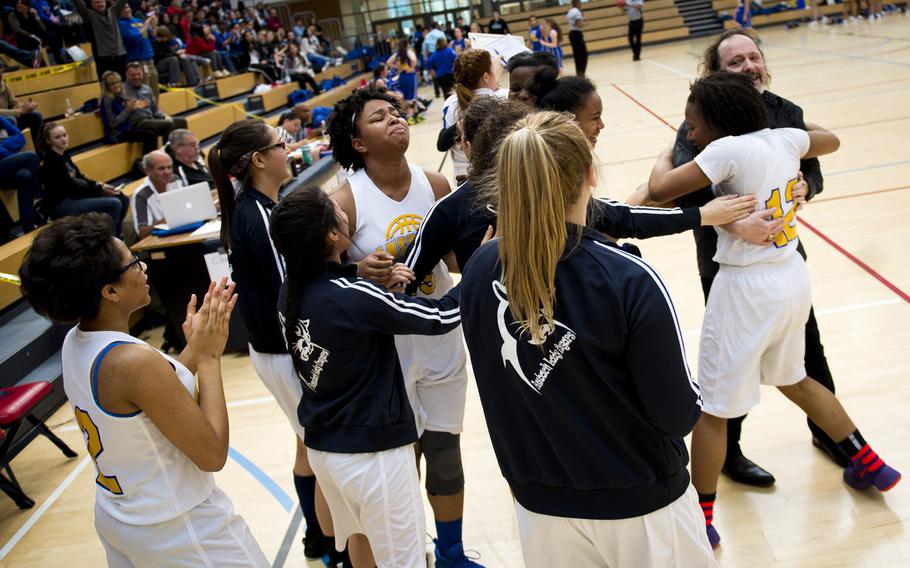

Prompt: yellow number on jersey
[
  {"left": 74, "top": 406, "right": 124, "bottom": 495},
  {"left": 764, "top": 177, "right": 799, "bottom": 248}
]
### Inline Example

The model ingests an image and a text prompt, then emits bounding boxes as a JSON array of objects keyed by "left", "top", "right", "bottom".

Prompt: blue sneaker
[{"left": 433, "top": 540, "right": 484, "bottom": 568}]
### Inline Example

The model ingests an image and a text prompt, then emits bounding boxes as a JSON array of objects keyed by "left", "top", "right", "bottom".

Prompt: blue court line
[
  {"left": 825, "top": 159, "right": 910, "bottom": 177},
  {"left": 228, "top": 447, "right": 295, "bottom": 513}
]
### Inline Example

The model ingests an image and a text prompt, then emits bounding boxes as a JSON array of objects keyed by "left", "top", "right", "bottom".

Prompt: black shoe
[
  {"left": 812, "top": 436, "right": 851, "bottom": 468},
  {"left": 302, "top": 523, "right": 326, "bottom": 560},
  {"left": 722, "top": 454, "right": 775, "bottom": 487}
]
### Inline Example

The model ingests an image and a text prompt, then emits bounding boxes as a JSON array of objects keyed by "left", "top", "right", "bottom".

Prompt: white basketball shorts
[
  {"left": 249, "top": 347, "right": 306, "bottom": 440},
  {"left": 698, "top": 253, "right": 812, "bottom": 418},
  {"left": 94, "top": 486, "right": 269, "bottom": 567},
  {"left": 307, "top": 445, "right": 427, "bottom": 568},
  {"left": 514, "top": 485, "right": 717, "bottom": 568},
  {"left": 396, "top": 327, "right": 468, "bottom": 436}
]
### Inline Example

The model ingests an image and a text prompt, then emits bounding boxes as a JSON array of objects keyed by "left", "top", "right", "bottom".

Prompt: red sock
[
  {"left": 698, "top": 492, "right": 716, "bottom": 526},
  {"left": 850, "top": 444, "right": 885, "bottom": 476}
]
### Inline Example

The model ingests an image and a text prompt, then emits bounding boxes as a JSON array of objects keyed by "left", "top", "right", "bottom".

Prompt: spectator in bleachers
[
  {"left": 266, "top": 7, "right": 281, "bottom": 32},
  {"left": 280, "top": 43, "right": 322, "bottom": 93},
  {"left": 74, "top": 0, "right": 128, "bottom": 80},
  {"left": 242, "top": 29, "right": 279, "bottom": 82},
  {"left": 123, "top": 62, "right": 188, "bottom": 139},
  {"left": 153, "top": 25, "right": 200, "bottom": 87},
  {"left": 131, "top": 149, "right": 182, "bottom": 238},
  {"left": 31, "top": 0, "right": 83, "bottom": 49},
  {"left": 274, "top": 111, "right": 306, "bottom": 151},
  {"left": 0, "top": 40, "right": 40, "bottom": 70},
  {"left": 179, "top": 9, "right": 193, "bottom": 41},
  {"left": 100, "top": 70, "right": 161, "bottom": 155},
  {"left": 290, "top": 102, "right": 313, "bottom": 141},
  {"left": 302, "top": 25, "right": 333, "bottom": 71},
  {"left": 292, "top": 17, "right": 306, "bottom": 38},
  {"left": 0, "top": 116, "right": 41, "bottom": 234},
  {"left": 0, "top": 70, "right": 43, "bottom": 143},
  {"left": 214, "top": 20, "right": 242, "bottom": 73},
  {"left": 164, "top": 128, "right": 214, "bottom": 187},
  {"left": 7, "top": 0, "right": 66, "bottom": 65},
  {"left": 186, "top": 22, "right": 230, "bottom": 77},
  {"left": 119, "top": 4, "right": 160, "bottom": 98},
  {"left": 37, "top": 122, "right": 130, "bottom": 236}
]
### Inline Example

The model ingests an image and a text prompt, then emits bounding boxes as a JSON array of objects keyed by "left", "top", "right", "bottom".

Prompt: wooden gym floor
[{"left": 1, "top": 17, "right": 909, "bottom": 567}]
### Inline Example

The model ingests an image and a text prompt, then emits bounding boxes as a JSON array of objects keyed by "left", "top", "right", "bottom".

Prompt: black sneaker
[{"left": 302, "top": 523, "right": 326, "bottom": 560}]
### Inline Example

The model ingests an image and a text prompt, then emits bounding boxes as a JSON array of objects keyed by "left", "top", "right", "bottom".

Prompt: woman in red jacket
[{"left": 186, "top": 22, "right": 228, "bottom": 78}]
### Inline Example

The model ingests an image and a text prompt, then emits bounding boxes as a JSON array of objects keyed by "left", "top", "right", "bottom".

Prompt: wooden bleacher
[
  {"left": 0, "top": 228, "right": 43, "bottom": 311},
  {"left": 479, "top": 0, "right": 692, "bottom": 56}
]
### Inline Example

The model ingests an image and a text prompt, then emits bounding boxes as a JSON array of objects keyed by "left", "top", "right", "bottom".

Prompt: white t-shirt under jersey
[
  {"left": 695, "top": 127, "right": 810, "bottom": 267},
  {"left": 63, "top": 328, "right": 214, "bottom": 525}
]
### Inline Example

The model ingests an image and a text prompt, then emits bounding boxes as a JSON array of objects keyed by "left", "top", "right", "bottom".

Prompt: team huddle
[{"left": 18, "top": 28, "right": 900, "bottom": 568}]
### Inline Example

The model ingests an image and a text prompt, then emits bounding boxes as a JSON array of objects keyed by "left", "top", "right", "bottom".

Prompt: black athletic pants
[
  {"left": 568, "top": 30, "right": 588, "bottom": 76},
  {"left": 699, "top": 276, "right": 839, "bottom": 460},
  {"left": 95, "top": 54, "right": 126, "bottom": 82},
  {"left": 437, "top": 73, "right": 455, "bottom": 100},
  {"left": 628, "top": 19, "right": 644, "bottom": 60}
]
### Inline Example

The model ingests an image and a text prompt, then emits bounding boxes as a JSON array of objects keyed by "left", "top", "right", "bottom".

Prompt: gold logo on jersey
[{"left": 376, "top": 213, "right": 435, "bottom": 294}]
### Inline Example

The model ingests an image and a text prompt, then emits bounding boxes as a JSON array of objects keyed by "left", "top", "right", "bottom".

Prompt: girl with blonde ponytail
[
  {"left": 458, "top": 111, "right": 716, "bottom": 568},
  {"left": 441, "top": 48, "right": 508, "bottom": 181}
]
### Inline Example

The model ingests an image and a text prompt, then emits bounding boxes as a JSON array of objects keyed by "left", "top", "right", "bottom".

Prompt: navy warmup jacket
[
  {"left": 279, "top": 263, "right": 461, "bottom": 454},
  {"left": 460, "top": 227, "right": 702, "bottom": 519}
]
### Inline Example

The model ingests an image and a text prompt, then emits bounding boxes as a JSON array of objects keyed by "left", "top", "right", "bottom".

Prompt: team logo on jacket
[
  {"left": 492, "top": 281, "right": 577, "bottom": 394},
  {"left": 377, "top": 213, "right": 436, "bottom": 294},
  {"left": 280, "top": 314, "right": 330, "bottom": 392}
]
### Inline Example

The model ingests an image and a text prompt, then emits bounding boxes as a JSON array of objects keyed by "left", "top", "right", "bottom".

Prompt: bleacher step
[{"left": 0, "top": 303, "right": 69, "bottom": 386}]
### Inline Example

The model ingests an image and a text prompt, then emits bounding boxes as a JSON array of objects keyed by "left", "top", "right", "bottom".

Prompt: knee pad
[{"left": 420, "top": 431, "right": 464, "bottom": 496}]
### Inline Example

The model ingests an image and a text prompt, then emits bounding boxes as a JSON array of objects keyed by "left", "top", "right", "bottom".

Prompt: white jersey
[
  {"left": 63, "top": 328, "right": 214, "bottom": 525},
  {"left": 441, "top": 87, "right": 509, "bottom": 179},
  {"left": 347, "top": 165, "right": 453, "bottom": 298},
  {"left": 694, "top": 127, "right": 810, "bottom": 267}
]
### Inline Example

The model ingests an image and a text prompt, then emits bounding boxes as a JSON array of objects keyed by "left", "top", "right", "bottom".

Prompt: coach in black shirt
[
  {"left": 486, "top": 10, "right": 510, "bottom": 34},
  {"left": 669, "top": 30, "right": 850, "bottom": 486}
]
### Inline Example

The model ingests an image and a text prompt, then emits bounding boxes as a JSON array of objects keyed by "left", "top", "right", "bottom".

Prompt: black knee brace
[{"left": 420, "top": 431, "right": 464, "bottom": 496}]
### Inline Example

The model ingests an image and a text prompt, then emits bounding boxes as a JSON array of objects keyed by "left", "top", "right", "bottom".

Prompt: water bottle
[{"left": 65, "top": 98, "right": 74, "bottom": 118}]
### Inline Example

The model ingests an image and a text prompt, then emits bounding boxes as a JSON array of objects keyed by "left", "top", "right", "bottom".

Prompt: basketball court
[{"left": 1, "top": 18, "right": 908, "bottom": 567}]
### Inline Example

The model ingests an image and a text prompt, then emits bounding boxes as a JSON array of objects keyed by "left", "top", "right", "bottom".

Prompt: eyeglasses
[
  {"left": 107, "top": 254, "right": 144, "bottom": 283},
  {"left": 107, "top": 80, "right": 122, "bottom": 86},
  {"left": 256, "top": 140, "right": 289, "bottom": 154}
]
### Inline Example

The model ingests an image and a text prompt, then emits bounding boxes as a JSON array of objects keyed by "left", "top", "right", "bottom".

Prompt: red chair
[{"left": 0, "top": 382, "right": 77, "bottom": 508}]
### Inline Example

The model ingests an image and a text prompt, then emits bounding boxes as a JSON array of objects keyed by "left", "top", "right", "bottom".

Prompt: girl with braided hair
[
  {"left": 208, "top": 119, "right": 347, "bottom": 565},
  {"left": 441, "top": 48, "right": 507, "bottom": 181}
]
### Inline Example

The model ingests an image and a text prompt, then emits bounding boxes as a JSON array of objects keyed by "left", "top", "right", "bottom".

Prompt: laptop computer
[{"left": 157, "top": 182, "right": 218, "bottom": 229}]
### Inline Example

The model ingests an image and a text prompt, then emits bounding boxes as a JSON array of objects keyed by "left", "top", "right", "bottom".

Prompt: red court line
[
  {"left": 799, "top": 217, "right": 910, "bottom": 304},
  {"left": 812, "top": 184, "right": 910, "bottom": 203},
  {"left": 610, "top": 83, "right": 677, "bottom": 130},
  {"left": 612, "top": 82, "right": 910, "bottom": 304}
]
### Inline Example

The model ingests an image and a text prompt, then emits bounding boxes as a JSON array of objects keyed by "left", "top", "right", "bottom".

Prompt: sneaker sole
[{"left": 878, "top": 473, "right": 902, "bottom": 492}]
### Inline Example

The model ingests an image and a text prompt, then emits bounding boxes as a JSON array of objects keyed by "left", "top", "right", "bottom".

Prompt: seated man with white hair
[
  {"left": 130, "top": 150, "right": 184, "bottom": 239},
  {"left": 165, "top": 129, "right": 214, "bottom": 187}
]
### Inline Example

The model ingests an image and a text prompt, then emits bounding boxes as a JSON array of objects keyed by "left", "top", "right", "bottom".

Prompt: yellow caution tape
[
  {"left": 159, "top": 84, "right": 266, "bottom": 120},
  {"left": 4, "top": 60, "right": 89, "bottom": 84},
  {"left": 0, "top": 272, "right": 21, "bottom": 286}
]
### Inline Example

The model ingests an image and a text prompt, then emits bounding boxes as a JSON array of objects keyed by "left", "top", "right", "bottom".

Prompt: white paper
[
  {"left": 468, "top": 33, "right": 530, "bottom": 66},
  {"left": 203, "top": 251, "right": 232, "bottom": 283},
  {"left": 191, "top": 220, "right": 221, "bottom": 237}
]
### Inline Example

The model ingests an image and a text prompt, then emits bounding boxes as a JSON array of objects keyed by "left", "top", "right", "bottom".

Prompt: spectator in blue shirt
[
  {"left": 422, "top": 22, "right": 448, "bottom": 97},
  {"left": 528, "top": 16, "right": 543, "bottom": 51},
  {"left": 0, "top": 116, "right": 42, "bottom": 237},
  {"left": 213, "top": 21, "right": 241, "bottom": 73},
  {"left": 119, "top": 4, "right": 159, "bottom": 98},
  {"left": 427, "top": 39, "right": 457, "bottom": 100}
]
